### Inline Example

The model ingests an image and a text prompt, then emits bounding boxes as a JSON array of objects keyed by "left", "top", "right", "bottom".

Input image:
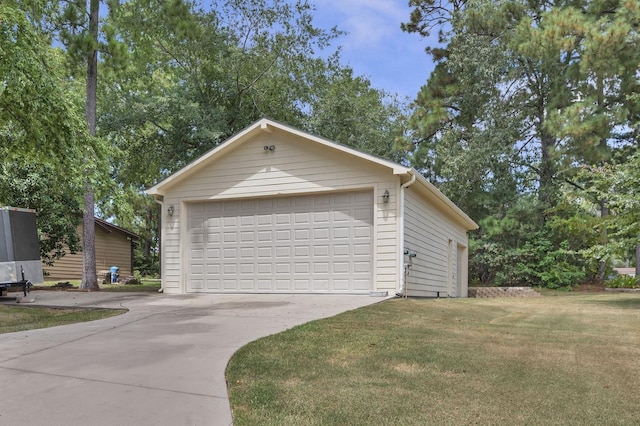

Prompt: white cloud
[
  {"left": 315, "top": 0, "right": 408, "bottom": 50},
  {"left": 312, "top": 0, "right": 435, "bottom": 98}
]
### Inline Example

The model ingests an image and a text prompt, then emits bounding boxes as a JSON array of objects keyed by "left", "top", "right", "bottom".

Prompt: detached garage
[{"left": 146, "top": 119, "right": 478, "bottom": 297}]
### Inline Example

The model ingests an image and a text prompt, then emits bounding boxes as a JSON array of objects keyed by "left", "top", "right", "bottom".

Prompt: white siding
[
  {"left": 160, "top": 128, "right": 401, "bottom": 294},
  {"left": 403, "top": 187, "right": 469, "bottom": 297}
]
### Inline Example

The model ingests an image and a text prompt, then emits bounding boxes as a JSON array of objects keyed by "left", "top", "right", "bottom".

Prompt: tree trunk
[
  {"left": 636, "top": 241, "right": 640, "bottom": 277},
  {"left": 597, "top": 200, "right": 609, "bottom": 281},
  {"left": 80, "top": 0, "right": 100, "bottom": 290},
  {"left": 538, "top": 131, "right": 555, "bottom": 208},
  {"left": 157, "top": 202, "right": 162, "bottom": 279},
  {"left": 81, "top": 187, "right": 98, "bottom": 289},
  {"left": 144, "top": 207, "right": 152, "bottom": 260}
]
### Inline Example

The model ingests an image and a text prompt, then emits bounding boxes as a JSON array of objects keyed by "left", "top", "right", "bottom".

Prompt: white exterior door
[{"left": 186, "top": 191, "right": 373, "bottom": 293}]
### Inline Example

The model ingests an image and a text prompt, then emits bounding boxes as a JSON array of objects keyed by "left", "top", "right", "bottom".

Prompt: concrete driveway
[{"left": 0, "top": 291, "right": 384, "bottom": 425}]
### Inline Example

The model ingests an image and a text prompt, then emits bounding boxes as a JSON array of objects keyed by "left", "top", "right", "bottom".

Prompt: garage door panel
[
  {"left": 295, "top": 212, "right": 310, "bottom": 224},
  {"left": 314, "top": 228, "right": 330, "bottom": 240},
  {"left": 205, "top": 279, "right": 220, "bottom": 291},
  {"left": 239, "top": 247, "right": 253, "bottom": 258},
  {"left": 275, "top": 213, "right": 290, "bottom": 224},
  {"left": 240, "top": 232, "right": 255, "bottom": 242},
  {"left": 240, "top": 279, "right": 254, "bottom": 290},
  {"left": 224, "top": 201, "right": 239, "bottom": 212},
  {"left": 276, "top": 263, "right": 290, "bottom": 273},
  {"left": 294, "top": 229, "right": 310, "bottom": 241},
  {"left": 354, "top": 279, "right": 370, "bottom": 291},
  {"left": 314, "top": 262, "right": 329, "bottom": 274},
  {"left": 187, "top": 190, "right": 373, "bottom": 293},
  {"left": 354, "top": 261, "right": 371, "bottom": 273},
  {"left": 334, "top": 279, "right": 350, "bottom": 291},
  {"left": 333, "top": 244, "right": 349, "bottom": 256},
  {"left": 314, "top": 280, "right": 329, "bottom": 291},
  {"left": 332, "top": 210, "right": 350, "bottom": 222},
  {"left": 223, "top": 264, "right": 237, "bottom": 274},
  {"left": 206, "top": 203, "right": 221, "bottom": 214},
  {"left": 257, "top": 263, "right": 271, "bottom": 274},
  {"left": 274, "top": 246, "right": 289, "bottom": 257},
  {"left": 257, "top": 230, "right": 272, "bottom": 242},
  {"left": 276, "top": 230, "right": 291, "bottom": 241},
  {"left": 240, "top": 216, "right": 255, "bottom": 226},
  {"left": 314, "top": 211, "right": 329, "bottom": 222},
  {"left": 190, "top": 233, "right": 204, "bottom": 244},
  {"left": 239, "top": 263, "right": 254, "bottom": 274},
  {"left": 223, "top": 216, "right": 237, "bottom": 226},
  {"left": 241, "top": 200, "right": 256, "bottom": 210},
  {"left": 191, "top": 249, "right": 204, "bottom": 260},
  {"left": 354, "top": 225, "right": 371, "bottom": 238},
  {"left": 207, "top": 232, "right": 220, "bottom": 244},
  {"left": 354, "top": 244, "right": 371, "bottom": 256},
  {"left": 294, "top": 245, "right": 310, "bottom": 257},
  {"left": 314, "top": 245, "right": 329, "bottom": 257},
  {"left": 334, "top": 193, "right": 351, "bottom": 204},
  {"left": 257, "top": 214, "right": 272, "bottom": 225},
  {"left": 333, "top": 227, "right": 350, "bottom": 239},
  {"left": 295, "top": 279, "right": 310, "bottom": 290},
  {"left": 276, "top": 279, "right": 291, "bottom": 290},
  {"left": 258, "top": 279, "right": 272, "bottom": 290}
]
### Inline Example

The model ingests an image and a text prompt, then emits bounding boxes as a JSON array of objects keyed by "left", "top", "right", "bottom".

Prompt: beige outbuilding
[{"left": 146, "top": 119, "right": 478, "bottom": 297}]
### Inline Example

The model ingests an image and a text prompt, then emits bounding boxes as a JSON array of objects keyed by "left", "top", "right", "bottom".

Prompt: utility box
[{"left": 0, "top": 207, "right": 44, "bottom": 285}]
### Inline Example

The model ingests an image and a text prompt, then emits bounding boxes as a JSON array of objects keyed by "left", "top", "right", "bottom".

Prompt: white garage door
[{"left": 186, "top": 191, "right": 373, "bottom": 293}]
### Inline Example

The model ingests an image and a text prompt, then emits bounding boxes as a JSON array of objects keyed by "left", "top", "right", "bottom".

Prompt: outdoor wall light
[
  {"left": 382, "top": 189, "right": 390, "bottom": 203},
  {"left": 167, "top": 205, "right": 175, "bottom": 216}
]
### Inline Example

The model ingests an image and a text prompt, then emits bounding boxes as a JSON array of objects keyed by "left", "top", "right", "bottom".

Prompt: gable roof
[
  {"left": 146, "top": 118, "right": 478, "bottom": 231},
  {"left": 95, "top": 218, "right": 139, "bottom": 240}
]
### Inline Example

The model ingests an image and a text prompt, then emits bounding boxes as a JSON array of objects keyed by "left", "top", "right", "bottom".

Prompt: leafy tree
[
  {"left": 0, "top": 4, "right": 84, "bottom": 160},
  {"left": 103, "top": 0, "right": 343, "bottom": 180},
  {"left": 404, "top": 0, "right": 639, "bottom": 287},
  {"left": 579, "top": 150, "right": 640, "bottom": 276},
  {"left": 470, "top": 196, "right": 596, "bottom": 287},
  {"left": 0, "top": 157, "right": 82, "bottom": 268},
  {"left": 98, "top": 0, "right": 407, "bottom": 276},
  {"left": 306, "top": 64, "right": 408, "bottom": 162},
  {"left": 43, "top": 0, "right": 127, "bottom": 289},
  {"left": 0, "top": 4, "right": 86, "bottom": 265}
]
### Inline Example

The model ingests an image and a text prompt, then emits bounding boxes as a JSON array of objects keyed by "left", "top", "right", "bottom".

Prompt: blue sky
[{"left": 311, "top": 0, "right": 438, "bottom": 100}]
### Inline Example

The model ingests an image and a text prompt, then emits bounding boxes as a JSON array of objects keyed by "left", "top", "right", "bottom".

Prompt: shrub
[{"left": 606, "top": 275, "right": 639, "bottom": 289}]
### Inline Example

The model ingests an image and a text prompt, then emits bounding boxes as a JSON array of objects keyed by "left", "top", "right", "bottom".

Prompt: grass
[
  {"left": 37, "top": 279, "right": 162, "bottom": 292},
  {"left": 226, "top": 293, "right": 640, "bottom": 425},
  {"left": 0, "top": 304, "right": 126, "bottom": 334}
]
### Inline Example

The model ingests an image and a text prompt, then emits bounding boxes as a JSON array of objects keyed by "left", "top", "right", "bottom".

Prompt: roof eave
[
  {"left": 408, "top": 170, "right": 479, "bottom": 231},
  {"left": 145, "top": 119, "right": 270, "bottom": 196},
  {"left": 145, "top": 118, "right": 413, "bottom": 196}
]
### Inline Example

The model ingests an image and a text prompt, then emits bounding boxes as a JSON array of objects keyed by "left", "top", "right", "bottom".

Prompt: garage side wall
[
  {"left": 160, "top": 130, "right": 401, "bottom": 294},
  {"left": 403, "top": 188, "right": 469, "bottom": 297}
]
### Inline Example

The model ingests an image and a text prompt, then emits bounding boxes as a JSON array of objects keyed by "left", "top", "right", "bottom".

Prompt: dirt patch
[{"left": 574, "top": 281, "right": 607, "bottom": 293}]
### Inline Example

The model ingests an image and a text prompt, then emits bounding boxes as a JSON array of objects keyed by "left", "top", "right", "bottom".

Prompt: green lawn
[
  {"left": 226, "top": 293, "right": 640, "bottom": 425},
  {"left": 0, "top": 305, "right": 126, "bottom": 334}
]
